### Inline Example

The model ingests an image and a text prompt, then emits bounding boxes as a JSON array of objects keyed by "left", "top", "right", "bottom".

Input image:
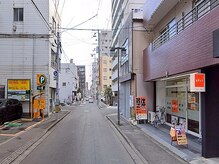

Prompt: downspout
[{"left": 31, "top": 35, "right": 36, "bottom": 118}]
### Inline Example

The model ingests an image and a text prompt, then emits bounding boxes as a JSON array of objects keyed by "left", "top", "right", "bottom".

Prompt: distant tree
[{"left": 104, "top": 87, "right": 112, "bottom": 105}]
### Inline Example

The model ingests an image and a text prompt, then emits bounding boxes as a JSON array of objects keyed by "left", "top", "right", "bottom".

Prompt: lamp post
[{"left": 110, "top": 47, "right": 126, "bottom": 125}]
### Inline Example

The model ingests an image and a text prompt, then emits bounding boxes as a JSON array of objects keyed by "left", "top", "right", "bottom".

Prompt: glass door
[{"left": 165, "top": 77, "right": 201, "bottom": 136}]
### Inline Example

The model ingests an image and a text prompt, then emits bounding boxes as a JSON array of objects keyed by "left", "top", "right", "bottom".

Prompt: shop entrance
[{"left": 164, "top": 77, "right": 201, "bottom": 137}]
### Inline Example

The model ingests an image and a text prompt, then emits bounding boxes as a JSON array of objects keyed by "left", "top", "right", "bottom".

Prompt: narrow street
[{"left": 19, "top": 103, "right": 137, "bottom": 164}]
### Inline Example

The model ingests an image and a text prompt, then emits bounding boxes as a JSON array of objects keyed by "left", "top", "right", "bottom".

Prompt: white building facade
[
  {"left": 59, "top": 59, "right": 78, "bottom": 104},
  {"left": 0, "top": 0, "right": 61, "bottom": 116}
]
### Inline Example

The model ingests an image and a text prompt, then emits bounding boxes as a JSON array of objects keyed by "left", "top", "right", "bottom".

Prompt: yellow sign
[
  {"left": 176, "top": 134, "right": 188, "bottom": 145},
  {"left": 36, "top": 74, "right": 47, "bottom": 86},
  {"left": 8, "top": 79, "right": 30, "bottom": 90}
]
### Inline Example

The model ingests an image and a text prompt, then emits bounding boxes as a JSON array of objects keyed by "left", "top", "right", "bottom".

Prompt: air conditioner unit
[{"left": 148, "top": 111, "right": 155, "bottom": 124}]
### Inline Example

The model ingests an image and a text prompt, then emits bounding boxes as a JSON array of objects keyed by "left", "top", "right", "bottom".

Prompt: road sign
[
  {"left": 37, "top": 74, "right": 47, "bottom": 86},
  {"left": 53, "top": 71, "right": 58, "bottom": 77}
]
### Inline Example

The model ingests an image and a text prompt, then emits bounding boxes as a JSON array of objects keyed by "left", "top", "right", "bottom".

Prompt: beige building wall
[{"left": 100, "top": 55, "right": 112, "bottom": 94}]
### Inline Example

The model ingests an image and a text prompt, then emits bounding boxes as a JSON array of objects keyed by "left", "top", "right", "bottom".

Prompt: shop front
[{"left": 156, "top": 72, "right": 202, "bottom": 137}]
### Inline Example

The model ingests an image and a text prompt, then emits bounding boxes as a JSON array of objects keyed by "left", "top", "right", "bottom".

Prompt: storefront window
[
  {"left": 165, "top": 77, "right": 200, "bottom": 135},
  {"left": 188, "top": 92, "right": 199, "bottom": 133}
]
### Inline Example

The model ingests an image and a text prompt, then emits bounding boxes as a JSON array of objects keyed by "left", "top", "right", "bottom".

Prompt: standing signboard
[
  {"left": 7, "top": 79, "right": 30, "bottom": 101},
  {"left": 135, "top": 96, "right": 147, "bottom": 120}
]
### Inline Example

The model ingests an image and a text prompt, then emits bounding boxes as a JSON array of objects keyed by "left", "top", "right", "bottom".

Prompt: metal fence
[{"left": 152, "top": 0, "right": 219, "bottom": 50}]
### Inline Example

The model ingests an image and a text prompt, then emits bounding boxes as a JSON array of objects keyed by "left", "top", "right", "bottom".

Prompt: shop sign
[
  {"left": 190, "top": 73, "right": 205, "bottom": 92},
  {"left": 7, "top": 79, "right": 30, "bottom": 101},
  {"left": 175, "top": 125, "right": 188, "bottom": 145},
  {"left": 36, "top": 74, "right": 47, "bottom": 86},
  {"left": 135, "top": 96, "right": 147, "bottom": 120},
  {"left": 171, "top": 99, "right": 179, "bottom": 113}
]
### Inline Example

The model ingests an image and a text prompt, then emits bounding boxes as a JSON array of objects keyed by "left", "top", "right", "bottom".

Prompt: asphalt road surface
[{"left": 19, "top": 102, "right": 138, "bottom": 164}]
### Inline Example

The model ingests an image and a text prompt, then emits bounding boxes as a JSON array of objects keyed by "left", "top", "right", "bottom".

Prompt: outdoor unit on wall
[
  {"left": 213, "top": 28, "right": 219, "bottom": 58},
  {"left": 148, "top": 111, "right": 155, "bottom": 124}
]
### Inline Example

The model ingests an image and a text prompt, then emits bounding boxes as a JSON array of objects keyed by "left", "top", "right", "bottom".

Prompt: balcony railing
[{"left": 152, "top": 0, "right": 219, "bottom": 50}]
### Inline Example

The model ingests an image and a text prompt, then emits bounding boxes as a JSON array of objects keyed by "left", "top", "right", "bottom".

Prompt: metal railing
[{"left": 152, "top": 0, "right": 219, "bottom": 50}]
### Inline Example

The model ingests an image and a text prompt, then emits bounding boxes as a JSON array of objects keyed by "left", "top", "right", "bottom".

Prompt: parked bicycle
[{"left": 152, "top": 106, "right": 166, "bottom": 128}]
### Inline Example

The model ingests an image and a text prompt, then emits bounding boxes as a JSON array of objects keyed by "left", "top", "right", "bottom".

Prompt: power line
[
  {"left": 61, "top": 14, "right": 98, "bottom": 33},
  {"left": 30, "top": 0, "right": 51, "bottom": 30},
  {"left": 60, "top": 0, "right": 66, "bottom": 17},
  {"left": 60, "top": 25, "right": 149, "bottom": 32}
]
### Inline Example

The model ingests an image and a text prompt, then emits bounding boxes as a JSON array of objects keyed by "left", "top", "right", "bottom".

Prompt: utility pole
[
  {"left": 97, "top": 29, "right": 100, "bottom": 103},
  {"left": 55, "top": 31, "right": 60, "bottom": 112},
  {"left": 117, "top": 49, "right": 120, "bottom": 125},
  {"left": 110, "top": 47, "right": 126, "bottom": 126}
]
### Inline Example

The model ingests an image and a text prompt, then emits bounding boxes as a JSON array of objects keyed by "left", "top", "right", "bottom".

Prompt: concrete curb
[
  {"left": 46, "top": 110, "right": 71, "bottom": 132},
  {"left": 106, "top": 115, "right": 149, "bottom": 164},
  {"left": 0, "top": 111, "right": 70, "bottom": 164}
]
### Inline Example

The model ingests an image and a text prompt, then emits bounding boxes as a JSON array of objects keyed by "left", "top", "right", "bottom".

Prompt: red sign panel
[
  {"left": 171, "top": 99, "right": 179, "bottom": 113},
  {"left": 195, "top": 73, "right": 205, "bottom": 87}
]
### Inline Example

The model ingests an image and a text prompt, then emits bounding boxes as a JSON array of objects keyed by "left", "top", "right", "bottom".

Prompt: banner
[{"left": 135, "top": 96, "right": 147, "bottom": 120}]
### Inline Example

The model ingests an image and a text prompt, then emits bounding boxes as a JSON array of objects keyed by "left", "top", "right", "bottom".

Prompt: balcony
[
  {"left": 111, "top": 56, "right": 118, "bottom": 69},
  {"left": 111, "top": 69, "right": 118, "bottom": 81},
  {"left": 152, "top": 0, "right": 219, "bottom": 50},
  {"left": 143, "top": 1, "right": 219, "bottom": 81}
]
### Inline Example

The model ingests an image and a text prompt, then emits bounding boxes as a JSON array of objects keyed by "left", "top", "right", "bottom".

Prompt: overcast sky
[{"left": 58, "top": 0, "right": 111, "bottom": 86}]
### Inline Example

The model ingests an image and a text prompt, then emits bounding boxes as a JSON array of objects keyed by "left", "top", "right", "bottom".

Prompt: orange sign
[
  {"left": 171, "top": 99, "right": 179, "bottom": 113},
  {"left": 190, "top": 73, "right": 205, "bottom": 92},
  {"left": 195, "top": 73, "right": 205, "bottom": 87},
  {"left": 135, "top": 96, "right": 147, "bottom": 120}
]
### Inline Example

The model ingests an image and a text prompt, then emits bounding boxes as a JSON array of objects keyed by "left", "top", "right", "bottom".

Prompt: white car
[{"left": 89, "top": 97, "right": 94, "bottom": 103}]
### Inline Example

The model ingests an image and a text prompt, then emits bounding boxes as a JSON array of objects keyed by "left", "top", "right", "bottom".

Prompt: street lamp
[{"left": 110, "top": 47, "right": 126, "bottom": 125}]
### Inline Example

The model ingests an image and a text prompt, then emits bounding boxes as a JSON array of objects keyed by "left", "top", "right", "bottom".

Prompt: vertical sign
[
  {"left": 190, "top": 73, "right": 205, "bottom": 92},
  {"left": 135, "top": 96, "right": 147, "bottom": 120}
]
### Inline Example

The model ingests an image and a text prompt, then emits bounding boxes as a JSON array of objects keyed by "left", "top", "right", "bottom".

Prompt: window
[
  {"left": 14, "top": 8, "right": 23, "bottom": 21},
  {"left": 109, "top": 76, "right": 111, "bottom": 79},
  {"left": 103, "top": 60, "right": 107, "bottom": 64},
  {"left": 109, "top": 68, "right": 112, "bottom": 71},
  {"left": 104, "top": 76, "right": 107, "bottom": 80},
  {"left": 62, "top": 82, "right": 66, "bottom": 86},
  {"left": 51, "top": 49, "right": 56, "bottom": 68},
  {"left": 104, "top": 68, "right": 107, "bottom": 72}
]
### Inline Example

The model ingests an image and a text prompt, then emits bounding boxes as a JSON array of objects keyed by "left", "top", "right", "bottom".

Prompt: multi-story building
[
  {"left": 76, "top": 65, "right": 86, "bottom": 97},
  {"left": 59, "top": 59, "right": 78, "bottom": 104},
  {"left": 111, "top": 0, "right": 147, "bottom": 118},
  {"left": 99, "top": 30, "right": 112, "bottom": 56},
  {"left": 99, "top": 55, "right": 112, "bottom": 96},
  {"left": 0, "top": 0, "right": 61, "bottom": 116},
  {"left": 143, "top": 0, "right": 219, "bottom": 158}
]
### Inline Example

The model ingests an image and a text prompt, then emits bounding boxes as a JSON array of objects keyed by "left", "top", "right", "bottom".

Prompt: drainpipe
[{"left": 31, "top": 35, "right": 36, "bottom": 118}]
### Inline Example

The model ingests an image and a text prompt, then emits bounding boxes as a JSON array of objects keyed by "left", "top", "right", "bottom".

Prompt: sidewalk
[
  {"left": 106, "top": 113, "right": 219, "bottom": 164},
  {"left": 0, "top": 109, "right": 70, "bottom": 164}
]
